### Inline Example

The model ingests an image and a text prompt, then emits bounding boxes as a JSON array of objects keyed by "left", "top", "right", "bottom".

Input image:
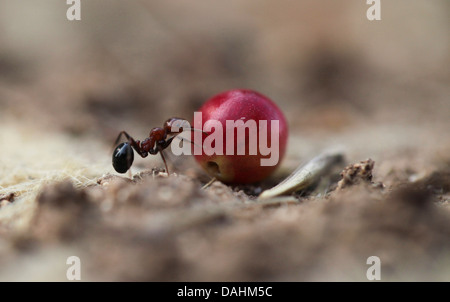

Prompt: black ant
[{"left": 112, "top": 117, "right": 197, "bottom": 175}]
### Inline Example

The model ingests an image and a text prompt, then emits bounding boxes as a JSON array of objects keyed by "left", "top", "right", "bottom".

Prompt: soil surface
[{"left": 0, "top": 1, "right": 449, "bottom": 281}]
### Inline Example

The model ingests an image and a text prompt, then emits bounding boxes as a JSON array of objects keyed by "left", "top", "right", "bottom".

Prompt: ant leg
[
  {"left": 115, "top": 131, "right": 148, "bottom": 158},
  {"left": 160, "top": 134, "right": 206, "bottom": 150},
  {"left": 173, "top": 135, "right": 202, "bottom": 149},
  {"left": 187, "top": 127, "right": 209, "bottom": 135},
  {"left": 154, "top": 137, "right": 175, "bottom": 174},
  {"left": 115, "top": 131, "right": 134, "bottom": 146},
  {"left": 159, "top": 150, "right": 169, "bottom": 175},
  {"left": 168, "top": 127, "right": 208, "bottom": 136},
  {"left": 153, "top": 138, "right": 177, "bottom": 174},
  {"left": 159, "top": 136, "right": 176, "bottom": 149},
  {"left": 152, "top": 137, "right": 177, "bottom": 174},
  {"left": 167, "top": 127, "right": 206, "bottom": 149},
  {"left": 183, "top": 127, "right": 209, "bottom": 148}
]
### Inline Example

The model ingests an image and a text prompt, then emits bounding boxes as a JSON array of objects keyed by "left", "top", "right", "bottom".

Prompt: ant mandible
[{"left": 112, "top": 117, "right": 191, "bottom": 175}]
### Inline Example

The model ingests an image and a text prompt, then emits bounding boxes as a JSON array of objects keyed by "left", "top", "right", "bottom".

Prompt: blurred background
[
  {"left": 0, "top": 0, "right": 449, "bottom": 281},
  {"left": 1, "top": 0, "right": 448, "bottom": 141}
]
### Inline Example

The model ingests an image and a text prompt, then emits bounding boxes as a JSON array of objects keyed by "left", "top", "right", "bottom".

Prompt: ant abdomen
[{"left": 112, "top": 142, "right": 134, "bottom": 174}]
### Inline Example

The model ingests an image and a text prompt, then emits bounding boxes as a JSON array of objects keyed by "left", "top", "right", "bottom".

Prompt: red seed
[{"left": 193, "top": 89, "right": 288, "bottom": 184}]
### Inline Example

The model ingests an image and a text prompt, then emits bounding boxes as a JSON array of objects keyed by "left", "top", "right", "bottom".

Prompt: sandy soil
[{"left": 0, "top": 0, "right": 449, "bottom": 281}]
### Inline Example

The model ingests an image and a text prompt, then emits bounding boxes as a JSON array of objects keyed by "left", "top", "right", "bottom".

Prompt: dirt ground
[{"left": 0, "top": 0, "right": 449, "bottom": 281}]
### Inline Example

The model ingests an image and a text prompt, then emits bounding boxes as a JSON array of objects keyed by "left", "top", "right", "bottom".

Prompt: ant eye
[{"left": 112, "top": 142, "right": 134, "bottom": 173}]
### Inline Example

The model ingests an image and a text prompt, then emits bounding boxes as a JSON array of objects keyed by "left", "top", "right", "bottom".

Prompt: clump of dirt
[
  {"left": 32, "top": 182, "right": 100, "bottom": 243},
  {"left": 336, "top": 159, "right": 381, "bottom": 190},
  {"left": 0, "top": 193, "right": 15, "bottom": 209}
]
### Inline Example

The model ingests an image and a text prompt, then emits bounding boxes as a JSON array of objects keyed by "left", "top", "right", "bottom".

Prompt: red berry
[{"left": 193, "top": 89, "right": 288, "bottom": 184}]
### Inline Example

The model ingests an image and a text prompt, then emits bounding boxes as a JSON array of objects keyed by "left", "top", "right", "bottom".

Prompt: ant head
[{"left": 112, "top": 142, "right": 134, "bottom": 173}]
